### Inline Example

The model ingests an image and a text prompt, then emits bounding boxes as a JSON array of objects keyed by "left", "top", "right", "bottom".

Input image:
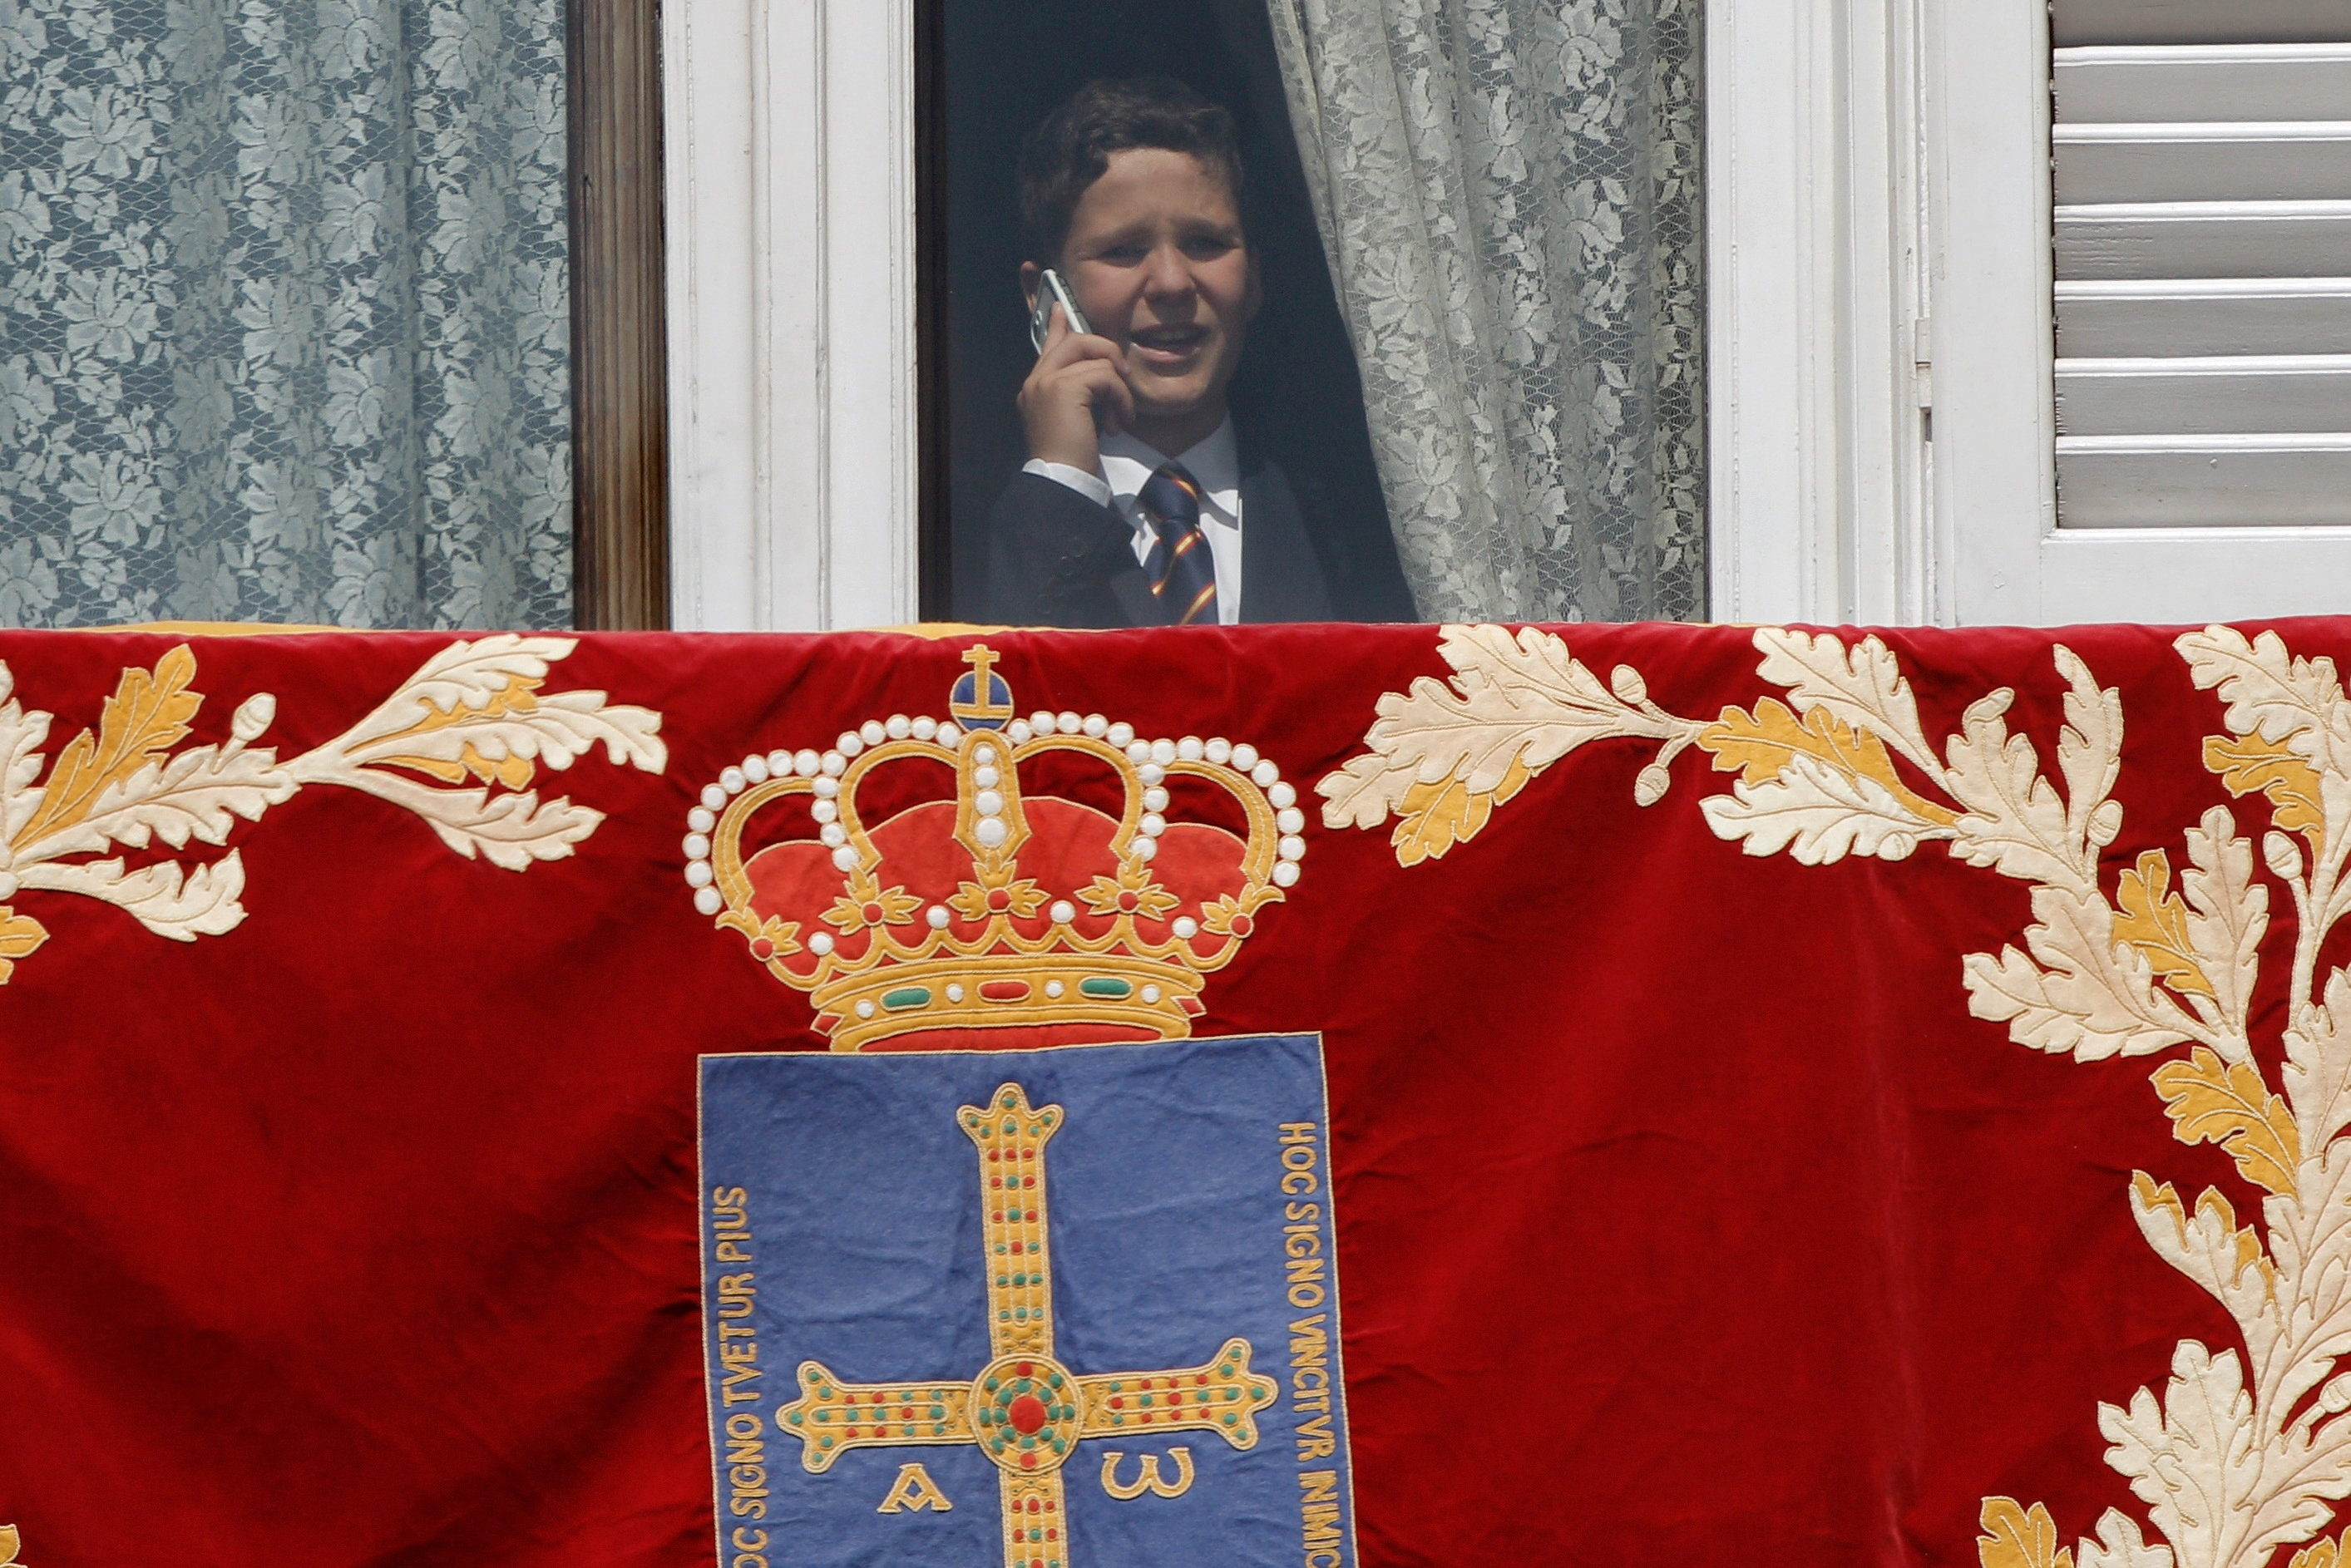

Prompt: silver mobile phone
[{"left": 1028, "top": 268, "right": 1093, "bottom": 353}]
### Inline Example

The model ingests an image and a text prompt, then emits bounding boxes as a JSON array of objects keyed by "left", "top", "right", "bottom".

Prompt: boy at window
[{"left": 987, "top": 77, "right": 1410, "bottom": 628}]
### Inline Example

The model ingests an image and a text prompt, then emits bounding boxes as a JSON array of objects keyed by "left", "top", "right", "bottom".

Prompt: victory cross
[{"left": 776, "top": 1083, "right": 1280, "bottom": 1568}]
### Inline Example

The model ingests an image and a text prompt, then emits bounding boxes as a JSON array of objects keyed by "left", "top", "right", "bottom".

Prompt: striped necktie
[{"left": 1138, "top": 462, "right": 1218, "bottom": 626}]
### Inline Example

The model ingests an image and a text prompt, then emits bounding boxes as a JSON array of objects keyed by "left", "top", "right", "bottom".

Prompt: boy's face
[{"left": 1052, "top": 148, "right": 1260, "bottom": 430}]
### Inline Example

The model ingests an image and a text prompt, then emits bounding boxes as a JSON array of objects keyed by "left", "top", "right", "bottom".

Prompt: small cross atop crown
[{"left": 682, "top": 645, "right": 1306, "bottom": 1051}]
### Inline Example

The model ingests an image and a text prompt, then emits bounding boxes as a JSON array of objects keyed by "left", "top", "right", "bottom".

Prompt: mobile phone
[{"left": 1029, "top": 269, "right": 1093, "bottom": 354}]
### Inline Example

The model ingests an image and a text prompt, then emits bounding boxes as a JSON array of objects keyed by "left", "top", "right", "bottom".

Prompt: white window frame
[
  {"left": 662, "top": 0, "right": 919, "bottom": 632},
  {"left": 660, "top": 0, "right": 1964, "bottom": 632},
  {"left": 1705, "top": 0, "right": 1941, "bottom": 626}
]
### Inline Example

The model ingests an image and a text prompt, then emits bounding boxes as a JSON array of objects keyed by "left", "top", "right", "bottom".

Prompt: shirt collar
[{"left": 1099, "top": 418, "right": 1240, "bottom": 527}]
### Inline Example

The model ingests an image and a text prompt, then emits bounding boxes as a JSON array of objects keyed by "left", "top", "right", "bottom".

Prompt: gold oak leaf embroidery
[
  {"left": 2205, "top": 731, "right": 2326, "bottom": 851},
  {"left": 2291, "top": 1531, "right": 2351, "bottom": 1568},
  {"left": 1697, "top": 698, "right": 1959, "bottom": 826},
  {"left": 1976, "top": 1498, "right": 2072, "bottom": 1568},
  {"left": 370, "top": 675, "right": 546, "bottom": 789},
  {"left": 2151, "top": 1045, "right": 2302, "bottom": 1196},
  {"left": 0, "top": 908, "right": 47, "bottom": 984},
  {"left": 2113, "top": 850, "right": 2216, "bottom": 999},
  {"left": 1390, "top": 756, "right": 1534, "bottom": 866},
  {"left": 11, "top": 643, "right": 201, "bottom": 851}
]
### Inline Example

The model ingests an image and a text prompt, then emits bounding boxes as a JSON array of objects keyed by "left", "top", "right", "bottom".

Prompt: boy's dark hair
[{"left": 1018, "top": 77, "right": 1247, "bottom": 264}]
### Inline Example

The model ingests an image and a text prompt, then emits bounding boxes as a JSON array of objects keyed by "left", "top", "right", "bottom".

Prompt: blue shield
[{"left": 698, "top": 1033, "right": 1358, "bottom": 1568}]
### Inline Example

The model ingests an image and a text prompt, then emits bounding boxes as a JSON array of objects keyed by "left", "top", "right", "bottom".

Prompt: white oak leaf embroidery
[
  {"left": 2077, "top": 1510, "right": 2175, "bottom": 1568},
  {"left": 1963, "top": 887, "right": 2193, "bottom": 1063},
  {"left": 1698, "top": 752, "right": 1941, "bottom": 864},
  {"left": 1315, "top": 624, "right": 1702, "bottom": 848}
]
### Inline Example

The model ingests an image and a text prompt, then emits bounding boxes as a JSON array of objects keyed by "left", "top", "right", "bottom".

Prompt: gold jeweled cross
[{"left": 777, "top": 1083, "right": 1279, "bottom": 1568}]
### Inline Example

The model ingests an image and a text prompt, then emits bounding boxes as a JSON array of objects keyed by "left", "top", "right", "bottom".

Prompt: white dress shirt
[{"left": 1021, "top": 419, "right": 1244, "bottom": 625}]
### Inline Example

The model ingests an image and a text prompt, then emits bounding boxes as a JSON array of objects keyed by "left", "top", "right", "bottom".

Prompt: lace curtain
[
  {"left": 1266, "top": 0, "right": 1704, "bottom": 623},
  {"left": 0, "top": 0, "right": 571, "bottom": 628}
]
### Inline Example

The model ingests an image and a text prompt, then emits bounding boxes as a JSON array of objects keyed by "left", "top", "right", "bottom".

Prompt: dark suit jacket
[{"left": 984, "top": 456, "right": 1415, "bottom": 628}]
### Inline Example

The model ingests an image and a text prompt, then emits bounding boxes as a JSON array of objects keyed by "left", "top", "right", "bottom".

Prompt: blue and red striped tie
[{"left": 1139, "top": 463, "right": 1218, "bottom": 626}]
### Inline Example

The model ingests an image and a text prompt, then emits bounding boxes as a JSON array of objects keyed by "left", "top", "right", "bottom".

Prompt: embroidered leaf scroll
[
  {"left": 2100, "top": 1344, "right": 2267, "bottom": 1568},
  {"left": 286, "top": 636, "right": 666, "bottom": 870},
  {"left": 0, "top": 638, "right": 666, "bottom": 982},
  {"left": 11, "top": 644, "right": 203, "bottom": 851},
  {"left": 1753, "top": 627, "right": 1940, "bottom": 776},
  {"left": 2176, "top": 810, "right": 2265, "bottom": 1054},
  {"left": 1316, "top": 624, "right": 1702, "bottom": 851},
  {"left": 1326, "top": 620, "right": 2351, "bottom": 1568},
  {"left": 19, "top": 855, "right": 249, "bottom": 942},
  {"left": 1942, "top": 689, "right": 2101, "bottom": 894},
  {"left": 0, "top": 667, "right": 51, "bottom": 847},
  {"left": 2177, "top": 627, "right": 2348, "bottom": 760}
]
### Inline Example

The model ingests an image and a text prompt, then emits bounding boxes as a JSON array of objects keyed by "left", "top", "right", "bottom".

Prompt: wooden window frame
[{"left": 568, "top": 0, "right": 673, "bottom": 629}]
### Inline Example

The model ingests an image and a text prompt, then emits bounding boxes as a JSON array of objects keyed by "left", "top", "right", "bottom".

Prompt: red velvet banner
[{"left": 2, "top": 619, "right": 2344, "bottom": 1567}]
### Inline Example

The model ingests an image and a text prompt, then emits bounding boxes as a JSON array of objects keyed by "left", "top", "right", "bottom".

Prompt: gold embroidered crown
[{"left": 682, "top": 646, "right": 1304, "bottom": 1051}]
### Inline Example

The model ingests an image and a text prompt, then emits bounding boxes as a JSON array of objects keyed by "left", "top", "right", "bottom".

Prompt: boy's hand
[{"left": 1019, "top": 306, "right": 1134, "bottom": 476}]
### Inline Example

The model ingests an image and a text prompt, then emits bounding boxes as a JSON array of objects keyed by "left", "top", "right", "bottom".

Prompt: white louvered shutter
[
  {"left": 1938, "top": 0, "right": 2351, "bottom": 623},
  {"left": 2055, "top": 2, "right": 2351, "bottom": 532}
]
